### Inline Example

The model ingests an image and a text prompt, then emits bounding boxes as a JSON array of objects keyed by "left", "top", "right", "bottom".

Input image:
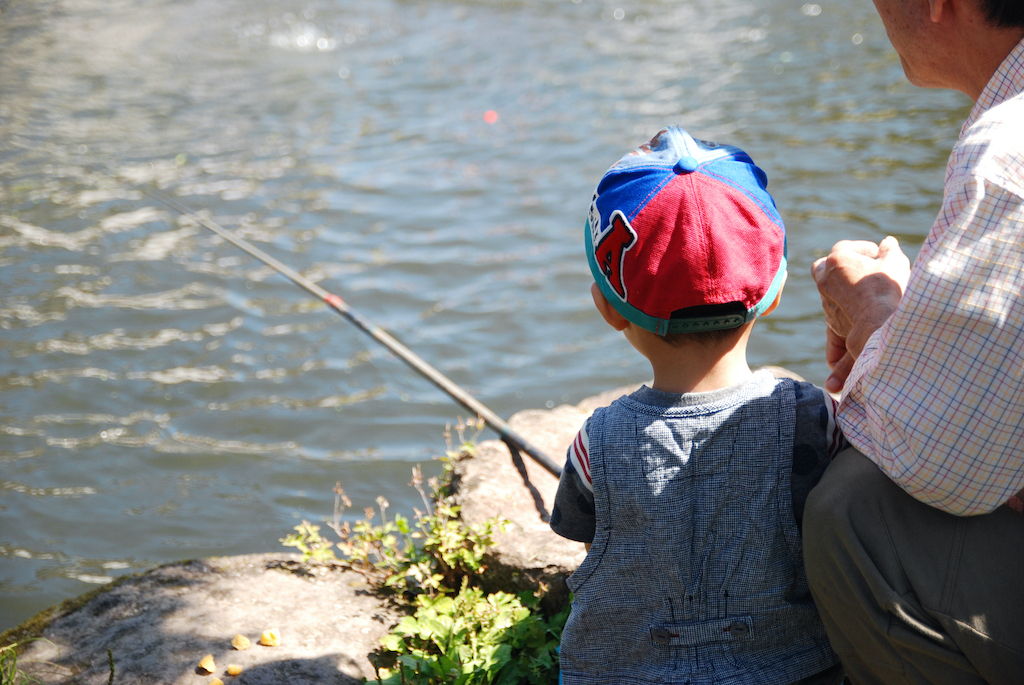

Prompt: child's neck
[{"left": 642, "top": 330, "right": 754, "bottom": 395}]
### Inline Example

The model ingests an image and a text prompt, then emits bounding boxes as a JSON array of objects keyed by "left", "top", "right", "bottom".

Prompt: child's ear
[
  {"left": 591, "top": 282, "right": 631, "bottom": 332},
  {"left": 761, "top": 271, "right": 787, "bottom": 317}
]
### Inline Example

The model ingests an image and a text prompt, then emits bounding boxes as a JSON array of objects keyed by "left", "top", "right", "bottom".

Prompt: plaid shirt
[{"left": 838, "top": 37, "right": 1024, "bottom": 516}]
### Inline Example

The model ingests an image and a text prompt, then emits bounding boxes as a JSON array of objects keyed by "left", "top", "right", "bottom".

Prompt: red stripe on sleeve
[{"left": 573, "top": 433, "right": 592, "bottom": 484}]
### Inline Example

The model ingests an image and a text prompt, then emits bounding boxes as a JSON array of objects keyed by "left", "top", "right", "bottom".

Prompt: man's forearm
[{"left": 835, "top": 180, "right": 1024, "bottom": 515}]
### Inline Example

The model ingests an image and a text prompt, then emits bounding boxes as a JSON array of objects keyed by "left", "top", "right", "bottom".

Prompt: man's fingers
[
  {"left": 814, "top": 236, "right": 907, "bottom": 380},
  {"left": 824, "top": 327, "right": 848, "bottom": 368},
  {"left": 811, "top": 254, "right": 838, "bottom": 286},
  {"left": 826, "top": 352, "right": 857, "bottom": 393},
  {"left": 875, "top": 236, "right": 912, "bottom": 293},
  {"left": 811, "top": 256, "right": 827, "bottom": 284},
  {"left": 833, "top": 240, "right": 881, "bottom": 259},
  {"left": 877, "top": 235, "right": 900, "bottom": 254},
  {"left": 876, "top": 236, "right": 907, "bottom": 264},
  {"left": 812, "top": 240, "right": 881, "bottom": 287}
]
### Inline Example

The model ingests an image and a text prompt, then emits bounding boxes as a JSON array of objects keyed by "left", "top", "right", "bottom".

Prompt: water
[{"left": 0, "top": 0, "right": 970, "bottom": 631}]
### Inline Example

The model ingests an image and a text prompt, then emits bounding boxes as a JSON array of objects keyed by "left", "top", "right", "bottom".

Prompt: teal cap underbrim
[{"left": 585, "top": 219, "right": 787, "bottom": 335}]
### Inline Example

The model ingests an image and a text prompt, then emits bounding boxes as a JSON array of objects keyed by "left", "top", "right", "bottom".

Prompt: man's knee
[
  {"left": 801, "top": 444, "right": 913, "bottom": 615},
  {"left": 801, "top": 447, "right": 1024, "bottom": 683}
]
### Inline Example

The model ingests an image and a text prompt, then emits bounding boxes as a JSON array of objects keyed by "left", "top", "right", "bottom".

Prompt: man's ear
[
  {"left": 591, "top": 282, "right": 631, "bottom": 331},
  {"left": 761, "top": 271, "right": 787, "bottom": 317},
  {"left": 928, "top": 0, "right": 948, "bottom": 23}
]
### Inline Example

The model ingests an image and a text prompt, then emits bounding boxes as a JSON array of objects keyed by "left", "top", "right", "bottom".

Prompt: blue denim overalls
[{"left": 559, "top": 373, "right": 837, "bottom": 684}]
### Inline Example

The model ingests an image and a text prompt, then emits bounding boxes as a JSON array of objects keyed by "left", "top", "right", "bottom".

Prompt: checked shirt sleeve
[{"left": 839, "top": 136, "right": 1024, "bottom": 515}]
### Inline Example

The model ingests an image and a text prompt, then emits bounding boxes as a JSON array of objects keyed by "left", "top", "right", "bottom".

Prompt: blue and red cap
[{"left": 586, "top": 126, "right": 787, "bottom": 334}]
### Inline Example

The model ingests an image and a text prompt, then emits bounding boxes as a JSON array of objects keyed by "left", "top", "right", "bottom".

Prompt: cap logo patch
[
  {"left": 625, "top": 129, "right": 667, "bottom": 158},
  {"left": 594, "top": 210, "right": 637, "bottom": 301}
]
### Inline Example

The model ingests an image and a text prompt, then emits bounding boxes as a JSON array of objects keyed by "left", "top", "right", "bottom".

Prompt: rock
[{"left": 12, "top": 555, "right": 397, "bottom": 684}]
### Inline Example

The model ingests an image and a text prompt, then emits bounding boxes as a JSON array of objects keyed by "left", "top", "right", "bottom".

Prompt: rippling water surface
[{"left": 0, "top": 0, "right": 970, "bottom": 630}]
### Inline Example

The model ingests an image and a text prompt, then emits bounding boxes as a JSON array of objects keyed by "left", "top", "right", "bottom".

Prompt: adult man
[{"left": 804, "top": 0, "right": 1024, "bottom": 681}]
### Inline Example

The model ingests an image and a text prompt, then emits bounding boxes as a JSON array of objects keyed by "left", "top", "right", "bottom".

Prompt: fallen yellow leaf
[
  {"left": 211, "top": 679, "right": 224, "bottom": 685},
  {"left": 227, "top": 664, "right": 243, "bottom": 676},
  {"left": 197, "top": 654, "right": 216, "bottom": 674},
  {"left": 259, "top": 628, "right": 281, "bottom": 647},
  {"left": 231, "top": 634, "right": 250, "bottom": 650}
]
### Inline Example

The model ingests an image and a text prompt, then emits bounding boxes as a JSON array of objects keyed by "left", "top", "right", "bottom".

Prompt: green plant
[
  {"left": 333, "top": 478, "right": 508, "bottom": 595},
  {"left": 280, "top": 520, "right": 337, "bottom": 563},
  {"left": 373, "top": 580, "right": 568, "bottom": 685},
  {"left": 0, "top": 639, "right": 56, "bottom": 685},
  {"left": 413, "top": 501, "right": 503, "bottom": 593},
  {"left": 322, "top": 418, "right": 508, "bottom": 596},
  {"left": 444, "top": 418, "right": 483, "bottom": 461},
  {"left": 341, "top": 499, "right": 431, "bottom": 590},
  {"left": 0, "top": 643, "right": 21, "bottom": 685},
  {"left": 280, "top": 417, "right": 567, "bottom": 684}
]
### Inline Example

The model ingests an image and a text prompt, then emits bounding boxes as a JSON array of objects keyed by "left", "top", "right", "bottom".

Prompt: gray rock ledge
[{"left": 9, "top": 554, "right": 396, "bottom": 684}]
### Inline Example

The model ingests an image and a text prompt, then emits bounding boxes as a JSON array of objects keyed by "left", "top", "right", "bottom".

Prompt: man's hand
[{"left": 812, "top": 237, "right": 911, "bottom": 392}]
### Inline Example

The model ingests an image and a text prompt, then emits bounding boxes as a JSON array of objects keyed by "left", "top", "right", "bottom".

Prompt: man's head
[
  {"left": 586, "top": 127, "right": 787, "bottom": 344},
  {"left": 870, "top": 0, "right": 1024, "bottom": 97}
]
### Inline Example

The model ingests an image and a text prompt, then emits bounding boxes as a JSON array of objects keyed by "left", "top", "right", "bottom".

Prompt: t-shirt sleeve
[
  {"left": 550, "top": 420, "right": 596, "bottom": 543},
  {"left": 790, "top": 382, "right": 847, "bottom": 532}
]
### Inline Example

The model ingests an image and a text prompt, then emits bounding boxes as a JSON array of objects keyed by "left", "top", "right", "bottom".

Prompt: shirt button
[
  {"left": 728, "top": 621, "right": 749, "bottom": 637},
  {"left": 651, "top": 628, "right": 671, "bottom": 645}
]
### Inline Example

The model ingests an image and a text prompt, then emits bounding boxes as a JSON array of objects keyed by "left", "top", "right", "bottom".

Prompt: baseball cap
[{"left": 586, "top": 126, "right": 787, "bottom": 335}]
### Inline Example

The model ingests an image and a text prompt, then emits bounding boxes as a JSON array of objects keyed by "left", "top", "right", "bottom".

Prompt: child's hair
[{"left": 660, "top": 303, "right": 750, "bottom": 347}]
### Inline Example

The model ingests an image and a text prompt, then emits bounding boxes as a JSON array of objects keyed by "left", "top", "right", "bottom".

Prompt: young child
[{"left": 551, "top": 127, "right": 845, "bottom": 685}]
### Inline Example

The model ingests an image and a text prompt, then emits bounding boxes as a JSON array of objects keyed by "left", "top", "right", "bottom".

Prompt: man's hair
[
  {"left": 661, "top": 303, "right": 750, "bottom": 348},
  {"left": 979, "top": 0, "right": 1024, "bottom": 27}
]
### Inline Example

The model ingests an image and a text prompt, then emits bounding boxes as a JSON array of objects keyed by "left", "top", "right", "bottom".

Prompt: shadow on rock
[{"left": 15, "top": 554, "right": 397, "bottom": 684}]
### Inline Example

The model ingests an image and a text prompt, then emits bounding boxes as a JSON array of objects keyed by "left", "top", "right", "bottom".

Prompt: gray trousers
[{"left": 803, "top": 447, "right": 1024, "bottom": 684}]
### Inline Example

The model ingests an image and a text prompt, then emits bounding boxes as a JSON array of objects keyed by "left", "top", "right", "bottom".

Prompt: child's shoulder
[
  {"left": 789, "top": 380, "right": 846, "bottom": 461},
  {"left": 749, "top": 375, "right": 846, "bottom": 460},
  {"left": 789, "top": 379, "right": 839, "bottom": 420},
  {"left": 566, "top": 392, "right": 638, "bottom": 490},
  {"left": 759, "top": 374, "right": 837, "bottom": 415}
]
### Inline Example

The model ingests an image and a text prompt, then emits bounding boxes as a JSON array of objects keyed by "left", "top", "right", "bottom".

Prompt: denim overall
[{"left": 559, "top": 373, "right": 837, "bottom": 685}]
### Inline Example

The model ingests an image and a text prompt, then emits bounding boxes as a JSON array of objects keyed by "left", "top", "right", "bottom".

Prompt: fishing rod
[{"left": 117, "top": 175, "right": 563, "bottom": 478}]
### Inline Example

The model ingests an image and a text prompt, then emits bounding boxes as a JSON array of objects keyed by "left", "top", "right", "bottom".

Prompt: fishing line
[{"left": 115, "top": 174, "right": 562, "bottom": 478}]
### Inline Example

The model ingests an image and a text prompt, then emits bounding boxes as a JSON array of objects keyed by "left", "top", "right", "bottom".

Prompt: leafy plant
[
  {"left": 413, "top": 501, "right": 503, "bottom": 593},
  {"left": 0, "top": 639, "right": 59, "bottom": 685},
  {"left": 324, "top": 418, "right": 508, "bottom": 596},
  {"left": 280, "top": 520, "right": 337, "bottom": 563},
  {"left": 281, "top": 417, "right": 568, "bottom": 684},
  {"left": 0, "top": 643, "right": 23, "bottom": 685},
  {"left": 373, "top": 580, "right": 567, "bottom": 685}
]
